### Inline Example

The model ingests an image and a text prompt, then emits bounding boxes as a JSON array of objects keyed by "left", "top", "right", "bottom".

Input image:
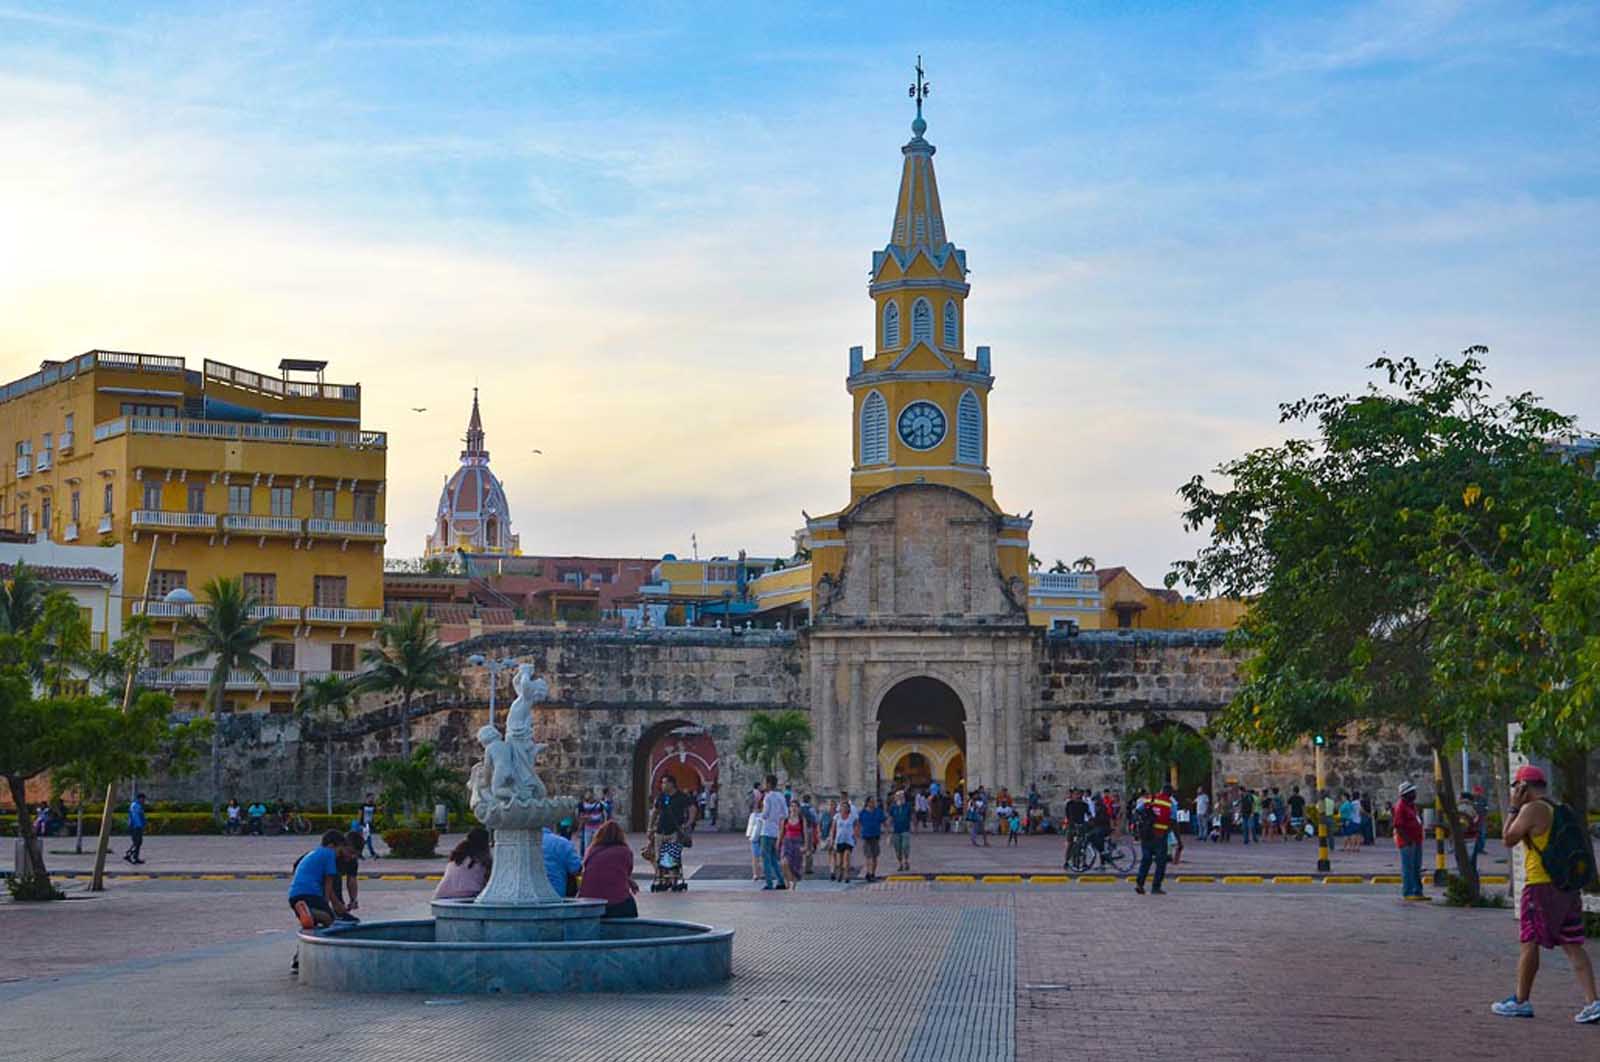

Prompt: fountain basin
[{"left": 297, "top": 914, "right": 733, "bottom": 994}]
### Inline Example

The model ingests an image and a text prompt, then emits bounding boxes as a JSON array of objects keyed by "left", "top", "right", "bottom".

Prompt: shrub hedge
[
  {"left": 0, "top": 811, "right": 356, "bottom": 836},
  {"left": 381, "top": 828, "right": 440, "bottom": 859}
]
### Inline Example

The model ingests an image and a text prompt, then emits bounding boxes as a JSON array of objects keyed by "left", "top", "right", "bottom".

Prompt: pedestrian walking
[
  {"left": 1135, "top": 784, "right": 1176, "bottom": 895},
  {"left": 779, "top": 802, "right": 805, "bottom": 890},
  {"left": 831, "top": 794, "right": 858, "bottom": 881},
  {"left": 360, "top": 794, "right": 379, "bottom": 857},
  {"left": 889, "top": 789, "right": 913, "bottom": 872},
  {"left": 1288, "top": 785, "right": 1307, "bottom": 841},
  {"left": 1393, "top": 782, "right": 1425, "bottom": 899},
  {"left": 1491, "top": 765, "right": 1600, "bottom": 1023},
  {"left": 798, "top": 793, "right": 818, "bottom": 875},
  {"left": 858, "top": 795, "right": 886, "bottom": 881},
  {"left": 123, "top": 792, "right": 147, "bottom": 864},
  {"left": 746, "top": 796, "right": 764, "bottom": 881},
  {"left": 1239, "top": 788, "right": 1257, "bottom": 845},
  {"left": 1193, "top": 787, "right": 1210, "bottom": 841},
  {"left": 759, "top": 774, "right": 787, "bottom": 890}
]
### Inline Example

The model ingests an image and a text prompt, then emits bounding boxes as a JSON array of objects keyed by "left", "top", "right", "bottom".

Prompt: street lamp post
[{"left": 466, "top": 654, "right": 513, "bottom": 727}]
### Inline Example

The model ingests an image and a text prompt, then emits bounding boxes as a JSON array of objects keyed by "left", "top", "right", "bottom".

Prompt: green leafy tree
[
  {"left": 368, "top": 742, "right": 464, "bottom": 823},
  {"left": 1170, "top": 351, "right": 1584, "bottom": 901},
  {"left": 736, "top": 710, "right": 813, "bottom": 780},
  {"left": 359, "top": 605, "right": 457, "bottom": 758},
  {"left": 175, "top": 577, "right": 270, "bottom": 821},
  {"left": 295, "top": 674, "right": 356, "bottom": 814},
  {"left": 35, "top": 591, "right": 94, "bottom": 695},
  {"left": 0, "top": 561, "right": 46, "bottom": 635},
  {"left": 1121, "top": 724, "right": 1212, "bottom": 795}
]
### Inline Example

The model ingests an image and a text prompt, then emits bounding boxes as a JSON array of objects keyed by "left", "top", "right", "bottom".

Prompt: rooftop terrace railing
[
  {"left": 94, "top": 416, "right": 385, "bottom": 450},
  {"left": 204, "top": 359, "right": 359, "bottom": 403}
]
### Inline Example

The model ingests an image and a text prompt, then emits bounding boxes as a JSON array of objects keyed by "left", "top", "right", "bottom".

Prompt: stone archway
[
  {"left": 876, "top": 676, "right": 966, "bottom": 796},
  {"left": 630, "top": 719, "right": 720, "bottom": 830}
]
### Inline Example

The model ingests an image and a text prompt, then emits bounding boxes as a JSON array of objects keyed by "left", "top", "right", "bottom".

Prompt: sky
[{"left": 2, "top": 1, "right": 1596, "bottom": 588}]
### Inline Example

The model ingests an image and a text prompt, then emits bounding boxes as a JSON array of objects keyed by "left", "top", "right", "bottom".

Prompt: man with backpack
[
  {"left": 1134, "top": 784, "right": 1176, "bottom": 896},
  {"left": 1492, "top": 765, "right": 1600, "bottom": 1023}
]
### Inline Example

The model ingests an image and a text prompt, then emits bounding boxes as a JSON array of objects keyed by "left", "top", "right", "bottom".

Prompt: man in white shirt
[
  {"left": 1194, "top": 789, "right": 1211, "bottom": 842},
  {"left": 760, "top": 774, "right": 788, "bottom": 890}
]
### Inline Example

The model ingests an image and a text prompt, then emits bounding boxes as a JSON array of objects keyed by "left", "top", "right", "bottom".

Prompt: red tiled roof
[
  {"left": 1094, "top": 566, "right": 1130, "bottom": 589},
  {"left": 0, "top": 562, "right": 117, "bottom": 585}
]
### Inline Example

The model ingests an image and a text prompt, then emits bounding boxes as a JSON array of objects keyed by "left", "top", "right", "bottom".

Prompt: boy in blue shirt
[
  {"left": 289, "top": 830, "right": 353, "bottom": 931},
  {"left": 858, "top": 796, "right": 887, "bottom": 882},
  {"left": 123, "top": 793, "right": 147, "bottom": 864}
]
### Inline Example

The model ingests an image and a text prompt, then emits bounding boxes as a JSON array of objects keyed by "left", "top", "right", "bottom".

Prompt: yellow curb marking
[
  {"left": 1403, "top": 895, "right": 1433, "bottom": 902},
  {"left": 1370, "top": 875, "right": 1402, "bottom": 884},
  {"left": 1322, "top": 875, "right": 1364, "bottom": 884},
  {"left": 1273, "top": 876, "right": 1316, "bottom": 885},
  {"left": 981, "top": 875, "right": 1023, "bottom": 884},
  {"left": 380, "top": 874, "right": 418, "bottom": 881},
  {"left": 1077, "top": 874, "right": 1118, "bottom": 883},
  {"left": 933, "top": 874, "right": 976, "bottom": 883},
  {"left": 197, "top": 874, "right": 233, "bottom": 880},
  {"left": 116, "top": 874, "right": 152, "bottom": 882},
  {"left": 1028, "top": 875, "right": 1072, "bottom": 884},
  {"left": 423, "top": 874, "right": 443, "bottom": 882},
  {"left": 1480, "top": 875, "right": 1509, "bottom": 885},
  {"left": 243, "top": 874, "right": 276, "bottom": 881},
  {"left": 885, "top": 875, "right": 923, "bottom": 882},
  {"left": 1221, "top": 875, "right": 1266, "bottom": 884},
  {"left": 1174, "top": 875, "right": 1215, "bottom": 883}
]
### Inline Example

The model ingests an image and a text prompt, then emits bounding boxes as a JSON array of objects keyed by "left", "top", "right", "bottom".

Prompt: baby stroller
[{"left": 647, "top": 832, "right": 688, "bottom": 893}]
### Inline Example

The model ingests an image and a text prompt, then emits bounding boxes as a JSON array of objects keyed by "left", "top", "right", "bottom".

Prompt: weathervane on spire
[{"left": 908, "top": 54, "right": 931, "bottom": 137}]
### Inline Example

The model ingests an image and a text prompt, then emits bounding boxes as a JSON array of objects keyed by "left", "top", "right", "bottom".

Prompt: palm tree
[
  {"left": 1072, "top": 555, "right": 1097, "bottom": 573},
  {"left": 36, "top": 591, "right": 93, "bottom": 695},
  {"left": 1048, "top": 559, "right": 1069, "bottom": 574},
  {"left": 1027, "top": 553, "right": 1042, "bottom": 572},
  {"left": 1121, "top": 724, "right": 1212, "bottom": 795},
  {"left": 369, "top": 742, "right": 464, "bottom": 824},
  {"left": 0, "top": 560, "right": 46, "bottom": 634},
  {"left": 359, "top": 605, "right": 456, "bottom": 758},
  {"left": 175, "top": 576, "right": 270, "bottom": 821},
  {"left": 296, "top": 674, "right": 355, "bottom": 814},
  {"left": 737, "top": 710, "right": 813, "bottom": 780}
]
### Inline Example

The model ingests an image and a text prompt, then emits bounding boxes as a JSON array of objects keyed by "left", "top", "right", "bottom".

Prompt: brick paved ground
[
  {"left": 33, "top": 827, "right": 1515, "bottom": 881},
  {"left": 4, "top": 875, "right": 1595, "bottom": 1062}
]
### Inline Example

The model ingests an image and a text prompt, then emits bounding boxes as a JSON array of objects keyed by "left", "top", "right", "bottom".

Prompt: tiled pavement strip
[{"left": 5, "top": 878, "right": 1598, "bottom": 1062}]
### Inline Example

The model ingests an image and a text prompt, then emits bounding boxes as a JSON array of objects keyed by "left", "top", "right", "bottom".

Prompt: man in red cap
[
  {"left": 1492, "top": 764, "right": 1600, "bottom": 1023},
  {"left": 1392, "top": 781, "right": 1425, "bottom": 899}
]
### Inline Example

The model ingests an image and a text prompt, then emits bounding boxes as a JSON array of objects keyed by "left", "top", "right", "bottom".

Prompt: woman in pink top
[
  {"left": 578, "top": 821, "right": 639, "bottom": 917},
  {"left": 433, "top": 827, "right": 492, "bottom": 901}
]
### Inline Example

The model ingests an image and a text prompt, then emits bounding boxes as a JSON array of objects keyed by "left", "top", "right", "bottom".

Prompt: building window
[
  {"left": 18, "top": 504, "right": 29, "bottom": 534},
  {"left": 142, "top": 481, "right": 162, "bottom": 510},
  {"left": 41, "top": 432, "right": 53, "bottom": 457},
  {"left": 147, "top": 639, "right": 175, "bottom": 666},
  {"left": 70, "top": 490, "right": 80, "bottom": 523},
  {"left": 943, "top": 301, "right": 959, "bottom": 348},
  {"left": 313, "top": 489, "right": 335, "bottom": 519},
  {"left": 313, "top": 576, "right": 348, "bottom": 608},
  {"left": 485, "top": 517, "right": 498, "bottom": 548},
  {"left": 119, "top": 402, "right": 177, "bottom": 419},
  {"left": 243, "top": 573, "right": 276, "bottom": 604},
  {"left": 270, "top": 642, "right": 295, "bottom": 669},
  {"left": 64, "top": 413, "right": 74, "bottom": 435},
  {"left": 270, "top": 486, "right": 293, "bottom": 517},
  {"left": 882, "top": 301, "right": 900, "bottom": 349},
  {"left": 353, "top": 490, "right": 377, "bottom": 522},
  {"left": 149, "top": 569, "right": 187, "bottom": 598},
  {"left": 860, "top": 390, "right": 889, "bottom": 465},
  {"left": 957, "top": 390, "right": 983, "bottom": 465},
  {"left": 911, "top": 298, "right": 932, "bottom": 344},
  {"left": 40, "top": 498, "right": 51, "bottom": 536},
  {"left": 103, "top": 482, "right": 114, "bottom": 514},
  {"left": 330, "top": 643, "right": 356, "bottom": 672},
  {"left": 187, "top": 483, "right": 206, "bottom": 514},
  {"left": 228, "top": 485, "right": 252, "bottom": 514}
]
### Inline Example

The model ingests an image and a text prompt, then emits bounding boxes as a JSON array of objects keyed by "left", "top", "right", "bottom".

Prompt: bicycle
[{"left": 1064, "top": 827, "right": 1136, "bottom": 874}]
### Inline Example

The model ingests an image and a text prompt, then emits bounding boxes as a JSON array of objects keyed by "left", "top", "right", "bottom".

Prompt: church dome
[{"left": 425, "top": 390, "right": 520, "bottom": 556}]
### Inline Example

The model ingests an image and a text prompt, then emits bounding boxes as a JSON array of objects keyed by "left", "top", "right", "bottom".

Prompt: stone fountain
[{"left": 297, "top": 666, "right": 732, "bottom": 994}]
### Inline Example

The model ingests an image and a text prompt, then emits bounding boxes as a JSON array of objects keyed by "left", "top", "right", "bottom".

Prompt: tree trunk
[
  {"left": 211, "top": 684, "right": 224, "bottom": 824},
  {"left": 74, "top": 788, "right": 84, "bottom": 855},
  {"left": 400, "top": 693, "right": 412, "bottom": 759},
  {"left": 1554, "top": 748, "right": 1589, "bottom": 825},
  {"left": 1432, "top": 740, "right": 1478, "bottom": 901},
  {"left": 326, "top": 740, "right": 334, "bottom": 815},
  {"left": 7, "top": 775, "right": 47, "bottom": 880},
  {"left": 1489, "top": 742, "right": 1510, "bottom": 827},
  {"left": 90, "top": 780, "right": 116, "bottom": 891}
]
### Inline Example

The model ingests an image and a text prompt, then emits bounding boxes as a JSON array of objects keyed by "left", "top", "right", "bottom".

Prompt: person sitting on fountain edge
[
  {"left": 578, "top": 821, "right": 640, "bottom": 917},
  {"left": 543, "top": 820, "right": 583, "bottom": 899}
]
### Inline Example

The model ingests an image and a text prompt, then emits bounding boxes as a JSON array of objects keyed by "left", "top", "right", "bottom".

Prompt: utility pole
[{"left": 1314, "top": 735, "right": 1331, "bottom": 873}]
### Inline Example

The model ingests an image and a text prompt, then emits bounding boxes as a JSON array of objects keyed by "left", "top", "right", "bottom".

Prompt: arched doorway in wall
[
  {"left": 1119, "top": 717, "right": 1213, "bottom": 805},
  {"left": 876, "top": 676, "right": 966, "bottom": 797},
  {"left": 630, "top": 720, "right": 720, "bottom": 830}
]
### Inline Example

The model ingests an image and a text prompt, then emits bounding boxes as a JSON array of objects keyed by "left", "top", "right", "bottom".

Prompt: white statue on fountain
[{"left": 466, "top": 664, "right": 578, "bottom": 905}]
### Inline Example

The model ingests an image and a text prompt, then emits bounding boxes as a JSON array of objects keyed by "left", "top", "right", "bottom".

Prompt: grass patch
[{"left": 1439, "top": 871, "right": 1509, "bottom": 909}]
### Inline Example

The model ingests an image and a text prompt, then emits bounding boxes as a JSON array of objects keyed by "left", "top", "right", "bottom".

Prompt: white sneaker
[
  {"left": 1576, "top": 1000, "right": 1600, "bottom": 1024},
  {"left": 1491, "top": 996, "right": 1534, "bottom": 1018}
]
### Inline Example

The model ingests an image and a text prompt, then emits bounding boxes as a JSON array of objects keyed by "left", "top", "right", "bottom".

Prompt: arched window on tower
[
  {"left": 860, "top": 391, "right": 889, "bottom": 466},
  {"left": 883, "top": 302, "right": 900, "bottom": 349},
  {"left": 943, "top": 301, "right": 959, "bottom": 349},
  {"left": 486, "top": 517, "right": 498, "bottom": 549},
  {"left": 957, "top": 390, "right": 983, "bottom": 465},
  {"left": 911, "top": 298, "right": 932, "bottom": 344}
]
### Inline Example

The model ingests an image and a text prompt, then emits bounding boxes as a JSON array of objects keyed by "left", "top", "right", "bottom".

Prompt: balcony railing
[
  {"left": 35, "top": 450, "right": 52, "bottom": 472},
  {"left": 306, "top": 518, "right": 384, "bottom": 539},
  {"left": 306, "top": 606, "right": 383, "bottom": 625},
  {"left": 249, "top": 604, "right": 302, "bottom": 623},
  {"left": 1, "top": 350, "right": 183, "bottom": 407},
  {"left": 59, "top": 431, "right": 74, "bottom": 452},
  {"left": 1032, "top": 572, "right": 1101, "bottom": 594},
  {"left": 15, "top": 455, "right": 31, "bottom": 477},
  {"left": 133, "top": 600, "right": 203, "bottom": 618},
  {"left": 204, "top": 359, "right": 360, "bottom": 403},
  {"left": 222, "top": 513, "right": 302, "bottom": 535},
  {"left": 137, "top": 667, "right": 310, "bottom": 691},
  {"left": 131, "top": 509, "right": 217, "bottom": 531},
  {"left": 93, "top": 416, "right": 385, "bottom": 450},
  {"left": 98, "top": 513, "right": 114, "bottom": 534}
]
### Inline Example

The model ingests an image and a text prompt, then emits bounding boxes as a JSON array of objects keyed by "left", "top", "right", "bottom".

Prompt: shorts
[
  {"left": 289, "top": 894, "right": 332, "bottom": 917},
  {"left": 892, "top": 832, "right": 910, "bottom": 857},
  {"left": 1519, "top": 884, "right": 1586, "bottom": 949},
  {"left": 834, "top": 842, "right": 854, "bottom": 854},
  {"left": 862, "top": 836, "right": 881, "bottom": 859}
]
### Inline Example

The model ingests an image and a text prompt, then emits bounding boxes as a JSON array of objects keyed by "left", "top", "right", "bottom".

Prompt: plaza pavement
[{"left": 3, "top": 870, "right": 1595, "bottom": 1062}]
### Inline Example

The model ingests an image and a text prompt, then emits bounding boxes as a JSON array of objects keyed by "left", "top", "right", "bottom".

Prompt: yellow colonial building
[{"left": 0, "top": 351, "right": 387, "bottom": 711}]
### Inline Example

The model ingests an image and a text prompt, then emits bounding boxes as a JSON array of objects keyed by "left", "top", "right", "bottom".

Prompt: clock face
[{"left": 897, "top": 401, "right": 947, "bottom": 450}]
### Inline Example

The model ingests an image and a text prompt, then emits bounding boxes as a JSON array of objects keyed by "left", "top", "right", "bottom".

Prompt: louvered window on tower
[
  {"left": 914, "top": 216, "right": 926, "bottom": 242},
  {"left": 883, "top": 302, "right": 900, "bottom": 348},
  {"left": 957, "top": 391, "right": 983, "bottom": 465},
  {"left": 861, "top": 391, "right": 889, "bottom": 465},
  {"left": 911, "top": 299, "right": 933, "bottom": 344},
  {"left": 943, "top": 301, "right": 959, "bottom": 348}
]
